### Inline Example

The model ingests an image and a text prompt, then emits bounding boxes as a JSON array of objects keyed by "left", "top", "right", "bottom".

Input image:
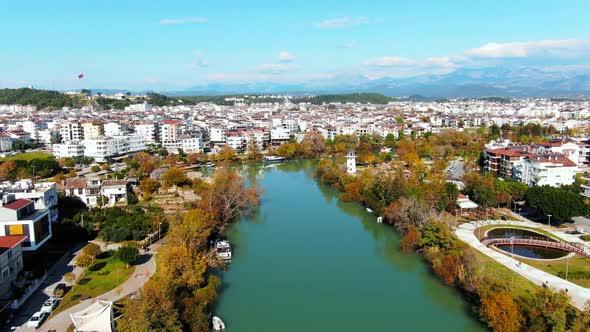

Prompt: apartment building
[
  {"left": 82, "top": 122, "right": 104, "bottom": 140},
  {"left": 53, "top": 141, "right": 84, "bottom": 158},
  {"left": 60, "top": 122, "right": 84, "bottom": 142},
  {"left": 160, "top": 120, "right": 184, "bottom": 149},
  {"left": 134, "top": 122, "right": 159, "bottom": 143},
  {"left": 0, "top": 235, "right": 26, "bottom": 297},
  {"left": 0, "top": 180, "right": 59, "bottom": 223},
  {"left": 83, "top": 135, "right": 145, "bottom": 162},
  {"left": 0, "top": 197, "right": 52, "bottom": 252}
]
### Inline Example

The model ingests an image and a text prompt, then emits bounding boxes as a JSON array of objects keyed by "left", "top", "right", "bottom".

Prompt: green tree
[
  {"left": 419, "top": 222, "right": 454, "bottom": 250},
  {"left": 82, "top": 243, "right": 102, "bottom": 262},
  {"left": 116, "top": 246, "right": 139, "bottom": 267},
  {"left": 525, "top": 186, "right": 590, "bottom": 221}
]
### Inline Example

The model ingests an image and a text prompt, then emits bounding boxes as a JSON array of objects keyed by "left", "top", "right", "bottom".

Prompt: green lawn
[
  {"left": 518, "top": 255, "right": 590, "bottom": 288},
  {"left": 51, "top": 252, "right": 134, "bottom": 316},
  {"left": 0, "top": 151, "right": 53, "bottom": 161}
]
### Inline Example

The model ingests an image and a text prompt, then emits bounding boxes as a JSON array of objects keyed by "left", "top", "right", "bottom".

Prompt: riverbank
[{"left": 314, "top": 158, "right": 590, "bottom": 331}]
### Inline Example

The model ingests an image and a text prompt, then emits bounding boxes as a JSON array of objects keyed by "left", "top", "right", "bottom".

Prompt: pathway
[
  {"left": 456, "top": 219, "right": 590, "bottom": 310},
  {"left": 14, "top": 242, "right": 160, "bottom": 332}
]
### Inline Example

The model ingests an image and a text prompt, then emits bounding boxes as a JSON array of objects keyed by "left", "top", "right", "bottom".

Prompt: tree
[
  {"left": 82, "top": 243, "right": 102, "bottom": 262},
  {"left": 116, "top": 246, "right": 139, "bottom": 267},
  {"left": 80, "top": 89, "right": 91, "bottom": 95},
  {"left": 522, "top": 288, "right": 570, "bottom": 332},
  {"left": 0, "top": 160, "right": 18, "bottom": 180},
  {"left": 161, "top": 167, "right": 189, "bottom": 187},
  {"left": 437, "top": 182, "right": 460, "bottom": 212},
  {"left": 64, "top": 272, "right": 77, "bottom": 285},
  {"left": 75, "top": 254, "right": 93, "bottom": 273},
  {"left": 139, "top": 178, "right": 161, "bottom": 195},
  {"left": 91, "top": 165, "right": 100, "bottom": 172},
  {"left": 479, "top": 292, "right": 523, "bottom": 332},
  {"left": 419, "top": 221, "right": 454, "bottom": 250},
  {"left": 489, "top": 124, "right": 501, "bottom": 138},
  {"left": 246, "top": 140, "right": 262, "bottom": 160},
  {"left": 525, "top": 186, "right": 590, "bottom": 221},
  {"left": 217, "top": 146, "right": 237, "bottom": 161}
]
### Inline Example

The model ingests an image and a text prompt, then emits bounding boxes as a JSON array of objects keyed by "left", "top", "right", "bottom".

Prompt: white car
[
  {"left": 27, "top": 311, "right": 48, "bottom": 328},
  {"left": 40, "top": 298, "right": 59, "bottom": 313}
]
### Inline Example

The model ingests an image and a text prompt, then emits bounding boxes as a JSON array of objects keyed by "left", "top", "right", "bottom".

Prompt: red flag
[{"left": 78, "top": 74, "right": 84, "bottom": 79}]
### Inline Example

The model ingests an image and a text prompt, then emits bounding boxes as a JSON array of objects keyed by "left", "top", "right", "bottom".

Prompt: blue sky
[{"left": 1, "top": 0, "right": 589, "bottom": 90}]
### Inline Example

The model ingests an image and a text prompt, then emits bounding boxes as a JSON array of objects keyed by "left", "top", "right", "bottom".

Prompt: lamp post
[
  {"left": 547, "top": 214, "right": 552, "bottom": 228},
  {"left": 158, "top": 222, "right": 162, "bottom": 241},
  {"left": 31, "top": 165, "right": 36, "bottom": 181},
  {"left": 566, "top": 254, "right": 570, "bottom": 280},
  {"left": 518, "top": 207, "right": 521, "bottom": 216}
]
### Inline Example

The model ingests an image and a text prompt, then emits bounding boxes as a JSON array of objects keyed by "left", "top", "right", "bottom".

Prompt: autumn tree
[
  {"left": 139, "top": 177, "right": 161, "bottom": 194},
  {"left": 479, "top": 292, "right": 523, "bottom": 332},
  {"left": 82, "top": 242, "right": 102, "bottom": 263},
  {"left": 162, "top": 167, "right": 189, "bottom": 187}
]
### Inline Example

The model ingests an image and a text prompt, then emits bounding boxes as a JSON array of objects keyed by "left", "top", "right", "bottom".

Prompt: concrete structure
[
  {"left": 82, "top": 122, "right": 104, "bottom": 140},
  {"left": 346, "top": 150, "right": 357, "bottom": 174},
  {"left": 82, "top": 135, "right": 145, "bottom": 162},
  {"left": 0, "top": 235, "right": 26, "bottom": 297},
  {"left": 134, "top": 122, "right": 158, "bottom": 143},
  {"left": 160, "top": 119, "right": 184, "bottom": 149},
  {"left": 65, "top": 178, "right": 128, "bottom": 207},
  {"left": 60, "top": 122, "right": 84, "bottom": 143},
  {"left": 0, "top": 198, "right": 52, "bottom": 251},
  {"left": 53, "top": 142, "right": 84, "bottom": 158},
  {"left": 0, "top": 180, "right": 59, "bottom": 222},
  {"left": 0, "top": 133, "right": 13, "bottom": 152}
]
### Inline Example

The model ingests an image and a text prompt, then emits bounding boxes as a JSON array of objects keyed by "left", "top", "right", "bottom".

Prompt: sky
[{"left": 1, "top": 0, "right": 590, "bottom": 90}]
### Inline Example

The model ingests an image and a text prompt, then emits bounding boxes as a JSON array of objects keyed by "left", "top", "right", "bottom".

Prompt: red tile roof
[
  {"left": 0, "top": 235, "right": 27, "bottom": 250},
  {"left": 3, "top": 198, "right": 33, "bottom": 210}
]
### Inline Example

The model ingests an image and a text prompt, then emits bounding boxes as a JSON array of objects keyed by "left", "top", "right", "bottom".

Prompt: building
[
  {"left": 346, "top": 150, "right": 357, "bottom": 174},
  {"left": 82, "top": 122, "right": 104, "bottom": 140},
  {"left": 0, "top": 235, "right": 26, "bottom": 297},
  {"left": 82, "top": 135, "right": 145, "bottom": 162},
  {"left": 178, "top": 134, "right": 202, "bottom": 153},
  {"left": 134, "top": 122, "right": 159, "bottom": 143},
  {"left": 0, "top": 180, "right": 59, "bottom": 222},
  {"left": 0, "top": 198, "right": 52, "bottom": 251},
  {"left": 520, "top": 154, "right": 577, "bottom": 187},
  {"left": 60, "top": 122, "right": 84, "bottom": 143},
  {"left": 0, "top": 133, "right": 13, "bottom": 152},
  {"left": 210, "top": 127, "right": 227, "bottom": 144},
  {"left": 65, "top": 178, "right": 128, "bottom": 207},
  {"left": 53, "top": 142, "right": 85, "bottom": 158},
  {"left": 125, "top": 102, "right": 152, "bottom": 112},
  {"left": 160, "top": 120, "right": 184, "bottom": 149},
  {"left": 103, "top": 122, "right": 122, "bottom": 137}
]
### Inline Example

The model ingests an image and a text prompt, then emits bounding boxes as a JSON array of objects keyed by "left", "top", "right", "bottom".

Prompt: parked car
[
  {"left": 40, "top": 298, "right": 59, "bottom": 313},
  {"left": 27, "top": 311, "right": 48, "bottom": 328},
  {"left": 53, "top": 283, "right": 67, "bottom": 298}
]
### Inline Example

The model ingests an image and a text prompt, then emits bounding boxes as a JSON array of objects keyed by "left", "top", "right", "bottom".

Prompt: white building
[
  {"left": 125, "top": 102, "right": 152, "bottom": 112},
  {"left": 210, "top": 127, "right": 227, "bottom": 144},
  {"left": 520, "top": 154, "right": 577, "bottom": 187},
  {"left": 0, "top": 180, "right": 59, "bottom": 222},
  {"left": 83, "top": 135, "right": 145, "bottom": 162},
  {"left": 160, "top": 120, "right": 184, "bottom": 149},
  {"left": 178, "top": 134, "right": 202, "bottom": 153},
  {"left": 346, "top": 150, "right": 357, "bottom": 174},
  {"left": 65, "top": 178, "right": 128, "bottom": 207},
  {"left": 60, "top": 122, "right": 84, "bottom": 143},
  {"left": 134, "top": 122, "right": 158, "bottom": 143},
  {"left": 82, "top": 122, "right": 104, "bottom": 140},
  {"left": 0, "top": 235, "right": 26, "bottom": 297},
  {"left": 53, "top": 142, "right": 85, "bottom": 158},
  {"left": 0, "top": 133, "right": 13, "bottom": 152},
  {"left": 104, "top": 122, "right": 122, "bottom": 137},
  {"left": 0, "top": 198, "right": 53, "bottom": 251}
]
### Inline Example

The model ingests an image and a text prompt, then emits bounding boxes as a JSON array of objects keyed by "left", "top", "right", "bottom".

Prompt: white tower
[{"left": 346, "top": 150, "right": 357, "bottom": 174}]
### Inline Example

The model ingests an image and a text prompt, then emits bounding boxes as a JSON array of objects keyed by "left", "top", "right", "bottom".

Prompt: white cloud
[
  {"left": 315, "top": 17, "right": 371, "bottom": 29},
  {"left": 159, "top": 17, "right": 207, "bottom": 25},
  {"left": 466, "top": 39, "right": 590, "bottom": 58},
  {"left": 278, "top": 51, "right": 295, "bottom": 62},
  {"left": 364, "top": 56, "right": 416, "bottom": 67}
]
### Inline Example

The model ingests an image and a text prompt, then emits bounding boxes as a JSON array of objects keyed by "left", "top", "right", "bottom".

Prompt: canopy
[{"left": 70, "top": 300, "right": 114, "bottom": 332}]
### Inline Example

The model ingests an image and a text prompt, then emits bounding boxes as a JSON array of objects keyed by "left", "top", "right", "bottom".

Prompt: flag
[{"left": 78, "top": 74, "right": 84, "bottom": 79}]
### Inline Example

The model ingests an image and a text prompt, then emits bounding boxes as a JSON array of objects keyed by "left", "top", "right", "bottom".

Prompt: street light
[
  {"left": 566, "top": 254, "right": 570, "bottom": 280},
  {"left": 158, "top": 222, "right": 162, "bottom": 241},
  {"left": 547, "top": 214, "right": 552, "bottom": 228}
]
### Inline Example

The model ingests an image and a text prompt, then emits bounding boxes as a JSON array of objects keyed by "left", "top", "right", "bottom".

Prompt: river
[{"left": 214, "top": 160, "right": 484, "bottom": 331}]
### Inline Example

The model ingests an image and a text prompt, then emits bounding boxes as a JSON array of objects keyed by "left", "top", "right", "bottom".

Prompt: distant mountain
[{"left": 167, "top": 66, "right": 590, "bottom": 98}]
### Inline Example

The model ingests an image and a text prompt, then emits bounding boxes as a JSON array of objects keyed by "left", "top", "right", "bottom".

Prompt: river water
[{"left": 214, "top": 160, "right": 484, "bottom": 331}]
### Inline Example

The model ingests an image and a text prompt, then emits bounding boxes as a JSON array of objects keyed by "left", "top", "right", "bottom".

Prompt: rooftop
[{"left": 3, "top": 198, "right": 33, "bottom": 210}]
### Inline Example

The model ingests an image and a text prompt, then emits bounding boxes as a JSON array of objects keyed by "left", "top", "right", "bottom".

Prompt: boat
[
  {"left": 215, "top": 240, "right": 232, "bottom": 260},
  {"left": 366, "top": 207, "right": 374, "bottom": 213},
  {"left": 204, "top": 162, "right": 215, "bottom": 168},
  {"left": 212, "top": 316, "right": 225, "bottom": 330},
  {"left": 263, "top": 156, "right": 285, "bottom": 163},
  {"left": 377, "top": 216, "right": 383, "bottom": 224}
]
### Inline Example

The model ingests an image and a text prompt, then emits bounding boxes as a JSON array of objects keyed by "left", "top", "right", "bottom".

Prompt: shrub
[
  {"left": 116, "top": 246, "right": 139, "bottom": 267},
  {"left": 82, "top": 243, "right": 102, "bottom": 259}
]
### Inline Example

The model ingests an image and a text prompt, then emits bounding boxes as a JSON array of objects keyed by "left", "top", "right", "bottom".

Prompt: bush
[
  {"left": 82, "top": 243, "right": 102, "bottom": 259},
  {"left": 91, "top": 165, "right": 100, "bottom": 172},
  {"left": 75, "top": 254, "right": 93, "bottom": 269},
  {"left": 581, "top": 234, "right": 590, "bottom": 241},
  {"left": 116, "top": 246, "right": 139, "bottom": 266}
]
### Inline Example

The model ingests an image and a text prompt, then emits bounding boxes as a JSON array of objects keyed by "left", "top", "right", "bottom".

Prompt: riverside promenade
[{"left": 456, "top": 219, "right": 590, "bottom": 310}]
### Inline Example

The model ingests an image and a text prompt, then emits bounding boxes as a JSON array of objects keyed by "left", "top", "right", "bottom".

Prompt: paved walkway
[
  {"left": 456, "top": 219, "right": 590, "bottom": 310},
  {"left": 14, "top": 242, "right": 160, "bottom": 332}
]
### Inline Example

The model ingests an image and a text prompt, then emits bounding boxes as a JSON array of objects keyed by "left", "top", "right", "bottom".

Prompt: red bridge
[{"left": 482, "top": 237, "right": 590, "bottom": 257}]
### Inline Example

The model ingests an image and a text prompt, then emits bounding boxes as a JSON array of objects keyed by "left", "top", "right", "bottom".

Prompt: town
[{"left": 1, "top": 89, "right": 590, "bottom": 331}]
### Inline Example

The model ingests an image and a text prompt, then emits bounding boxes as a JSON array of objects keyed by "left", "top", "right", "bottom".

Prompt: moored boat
[
  {"left": 263, "top": 156, "right": 285, "bottom": 163},
  {"left": 215, "top": 240, "right": 232, "bottom": 260},
  {"left": 212, "top": 316, "right": 225, "bottom": 330},
  {"left": 366, "top": 207, "right": 374, "bottom": 213}
]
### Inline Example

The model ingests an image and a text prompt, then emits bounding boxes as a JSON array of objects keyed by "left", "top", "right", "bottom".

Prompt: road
[
  {"left": 9, "top": 241, "right": 160, "bottom": 332},
  {"left": 445, "top": 159, "right": 465, "bottom": 179}
]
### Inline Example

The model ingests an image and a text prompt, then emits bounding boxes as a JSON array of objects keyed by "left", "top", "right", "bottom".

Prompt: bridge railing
[{"left": 483, "top": 237, "right": 589, "bottom": 257}]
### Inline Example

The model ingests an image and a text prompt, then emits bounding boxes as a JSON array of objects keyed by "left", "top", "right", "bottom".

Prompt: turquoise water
[{"left": 214, "top": 160, "right": 484, "bottom": 331}]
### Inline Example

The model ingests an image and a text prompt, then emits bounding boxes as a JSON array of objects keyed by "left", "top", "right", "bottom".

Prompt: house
[
  {"left": 0, "top": 235, "right": 26, "bottom": 297},
  {"left": 456, "top": 194, "right": 478, "bottom": 214},
  {"left": 0, "top": 180, "right": 59, "bottom": 222},
  {"left": 0, "top": 198, "right": 52, "bottom": 251},
  {"left": 100, "top": 180, "right": 128, "bottom": 206},
  {"left": 65, "top": 178, "right": 128, "bottom": 207},
  {"left": 0, "top": 133, "right": 13, "bottom": 152}
]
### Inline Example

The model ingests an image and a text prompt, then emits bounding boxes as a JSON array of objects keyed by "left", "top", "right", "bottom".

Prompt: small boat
[
  {"left": 204, "top": 162, "right": 215, "bottom": 168},
  {"left": 212, "top": 316, "right": 225, "bottom": 330},
  {"left": 215, "top": 240, "right": 232, "bottom": 260},
  {"left": 263, "top": 156, "right": 285, "bottom": 163},
  {"left": 366, "top": 207, "right": 374, "bottom": 213}
]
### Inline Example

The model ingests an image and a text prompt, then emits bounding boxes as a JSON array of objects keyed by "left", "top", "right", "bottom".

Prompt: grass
[
  {"left": 474, "top": 224, "right": 567, "bottom": 242},
  {"left": 51, "top": 251, "right": 134, "bottom": 316},
  {"left": 0, "top": 151, "right": 52, "bottom": 161},
  {"left": 517, "top": 255, "right": 590, "bottom": 288},
  {"left": 581, "top": 234, "right": 590, "bottom": 241},
  {"left": 471, "top": 248, "right": 537, "bottom": 298}
]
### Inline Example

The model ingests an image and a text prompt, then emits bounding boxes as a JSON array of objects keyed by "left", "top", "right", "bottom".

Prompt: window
[{"left": 8, "top": 224, "right": 24, "bottom": 235}]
